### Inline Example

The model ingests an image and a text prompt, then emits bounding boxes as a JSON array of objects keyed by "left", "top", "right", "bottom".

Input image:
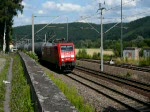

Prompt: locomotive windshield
[{"left": 61, "top": 45, "right": 73, "bottom": 52}]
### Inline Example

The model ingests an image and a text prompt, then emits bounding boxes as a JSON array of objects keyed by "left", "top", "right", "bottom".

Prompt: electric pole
[
  {"left": 32, "top": 14, "right": 34, "bottom": 53},
  {"left": 3, "top": 8, "right": 7, "bottom": 53},
  {"left": 67, "top": 17, "right": 68, "bottom": 42},
  {"left": 121, "top": 0, "right": 123, "bottom": 58},
  {"left": 98, "top": 3, "right": 105, "bottom": 72},
  {"left": 3, "top": 21, "right": 6, "bottom": 53}
]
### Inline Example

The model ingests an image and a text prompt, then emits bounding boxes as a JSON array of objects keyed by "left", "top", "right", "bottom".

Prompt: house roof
[
  {"left": 143, "top": 48, "right": 150, "bottom": 50},
  {"left": 124, "top": 47, "right": 138, "bottom": 50}
]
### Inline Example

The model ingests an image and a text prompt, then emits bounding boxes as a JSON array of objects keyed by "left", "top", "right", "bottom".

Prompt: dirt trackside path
[
  {"left": 4, "top": 58, "right": 13, "bottom": 112},
  {"left": 0, "top": 58, "right": 6, "bottom": 72}
]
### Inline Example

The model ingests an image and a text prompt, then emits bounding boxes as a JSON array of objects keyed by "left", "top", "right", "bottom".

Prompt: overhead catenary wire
[
  {"left": 34, "top": 16, "right": 60, "bottom": 35},
  {"left": 15, "top": 0, "right": 148, "bottom": 46},
  {"left": 16, "top": 16, "right": 59, "bottom": 45},
  {"left": 123, "top": 10, "right": 150, "bottom": 19},
  {"left": 73, "top": 0, "right": 145, "bottom": 24},
  {"left": 104, "top": 0, "right": 143, "bottom": 12},
  {"left": 81, "top": 17, "right": 100, "bottom": 34}
]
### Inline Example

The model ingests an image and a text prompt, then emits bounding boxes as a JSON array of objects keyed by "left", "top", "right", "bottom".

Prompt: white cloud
[
  {"left": 13, "top": 16, "right": 31, "bottom": 26},
  {"left": 13, "top": 0, "right": 149, "bottom": 26},
  {"left": 124, "top": 16, "right": 144, "bottom": 22},
  {"left": 59, "top": 3, "right": 82, "bottom": 12},
  {"left": 42, "top": 1, "right": 57, "bottom": 9},
  {"left": 42, "top": 1, "right": 92, "bottom": 12},
  {"left": 38, "top": 10, "right": 45, "bottom": 14},
  {"left": 22, "top": 1, "right": 26, "bottom": 6}
]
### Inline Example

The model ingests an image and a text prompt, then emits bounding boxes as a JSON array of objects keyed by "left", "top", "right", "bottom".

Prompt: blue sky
[{"left": 13, "top": 0, "right": 150, "bottom": 26}]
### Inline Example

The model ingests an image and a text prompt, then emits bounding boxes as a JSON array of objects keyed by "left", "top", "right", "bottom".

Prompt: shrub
[
  {"left": 76, "top": 49, "right": 91, "bottom": 59},
  {"left": 139, "top": 57, "right": 150, "bottom": 66},
  {"left": 125, "top": 72, "right": 132, "bottom": 78},
  {"left": 92, "top": 52, "right": 100, "bottom": 60}
]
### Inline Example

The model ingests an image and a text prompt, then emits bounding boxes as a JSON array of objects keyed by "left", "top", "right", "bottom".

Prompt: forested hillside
[{"left": 13, "top": 16, "right": 150, "bottom": 51}]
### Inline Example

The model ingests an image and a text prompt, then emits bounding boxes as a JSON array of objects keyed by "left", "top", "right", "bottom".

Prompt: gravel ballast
[
  {"left": 76, "top": 60, "right": 150, "bottom": 84},
  {"left": 41, "top": 60, "right": 149, "bottom": 112}
]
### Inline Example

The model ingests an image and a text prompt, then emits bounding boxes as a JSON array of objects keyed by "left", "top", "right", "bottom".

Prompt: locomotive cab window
[{"left": 61, "top": 46, "right": 73, "bottom": 52}]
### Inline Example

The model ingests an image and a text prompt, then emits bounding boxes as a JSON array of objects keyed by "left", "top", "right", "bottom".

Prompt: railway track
[
  {"left": 79, "top": 59, "right": 150, "bottom": 73},
  {"left": 65, "top": 66, "right": 150, "bottom": 112},
  {"left": 75, "top": 65, "right": 150, "bottom": 97}
]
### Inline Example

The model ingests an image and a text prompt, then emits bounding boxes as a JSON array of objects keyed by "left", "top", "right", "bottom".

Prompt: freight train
[{"left": 18, "top": 40, "right": 76, "bottom": 71}]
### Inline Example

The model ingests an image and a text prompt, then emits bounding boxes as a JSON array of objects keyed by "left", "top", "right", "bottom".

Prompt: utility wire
[
  {"left": 34, "top": 16, "right": 59, "bottom": 35},
  {"left": 123, "top": 10, "right": 150, "bottom": 19},
  {"left": 105, "top": 0, "right": 137, "bottom": 12},
  {"left": 16, "top": 16, "right": 59, "bottom": 43},
  {"left": 80, "top": 16, "right": 100, "bottom": 33}
]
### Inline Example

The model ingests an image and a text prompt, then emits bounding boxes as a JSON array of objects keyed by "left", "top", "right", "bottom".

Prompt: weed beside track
[{"left": 10, "top": 54, "right": 34, "bottom": 112}]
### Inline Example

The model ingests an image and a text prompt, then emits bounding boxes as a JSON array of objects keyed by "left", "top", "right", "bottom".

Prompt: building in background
[
  {"left": 143, "top": 48, "right": 150, "bottom": 58},
  {"left": 9, "top": 43, "right": 14, "bottom": 52},
  {"left": 123, "top": 47, "right": 140, "bottom": 60}
]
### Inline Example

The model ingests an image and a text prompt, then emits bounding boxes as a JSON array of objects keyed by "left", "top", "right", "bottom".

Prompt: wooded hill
[{"left": 13, "top": 16, "right": 150, "bottom": 49}]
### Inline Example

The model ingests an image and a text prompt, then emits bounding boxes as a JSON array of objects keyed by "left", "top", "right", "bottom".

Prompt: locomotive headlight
[
  {"left": 71, "top": 55, "right": 74, "bottom": 58},
  {"left": 61, "top": 55, "right": 64, "bottom": 58}
]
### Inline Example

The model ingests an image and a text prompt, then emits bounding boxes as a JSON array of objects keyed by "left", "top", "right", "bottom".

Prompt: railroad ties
[{"left": 19, "top": 52, "right": 77, "bottom": 112}]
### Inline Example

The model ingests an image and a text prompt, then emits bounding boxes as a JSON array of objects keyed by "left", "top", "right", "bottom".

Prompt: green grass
[
  {"left": 10, "top": 54, "right": 34, "bottom": 112},
  {"left": 45, "top": 72, "right": 95, "bottom": 112},
  {"left": 0, "top": 56, "right": 10, "bottom": 112}
]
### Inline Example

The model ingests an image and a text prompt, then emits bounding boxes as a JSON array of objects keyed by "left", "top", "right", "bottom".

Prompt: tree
[{"left": 0, "top": 0, "right": 23, "bottom": 52}]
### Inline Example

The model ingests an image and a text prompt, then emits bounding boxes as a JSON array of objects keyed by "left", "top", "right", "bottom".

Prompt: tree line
[
  {"left": 0, "top": 0, "right": 23, "bottom": 52},
  {"left": 13, "top": 15, "right": 150, "bottom": 57}
]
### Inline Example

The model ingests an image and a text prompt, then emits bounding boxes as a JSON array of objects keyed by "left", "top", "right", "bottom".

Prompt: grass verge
[
  {"left": 44, "top": 70, "right": 95, "bottom": 112},
  {"left": 0, "top": 56, "right": 10, "bottom": 112},
  {"left": 10, "top": 54, "right": 34, "bottom": 112}
]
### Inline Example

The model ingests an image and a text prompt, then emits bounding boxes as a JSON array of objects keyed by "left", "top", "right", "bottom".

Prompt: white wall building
[
  {"left": 123, "top": 47, "right": 140, "bottom": 60},
  {"left": 143, "top": 48, "right": 150, "bottom": 58},
  {"left": 9, "top": 44, "right": 14, "bottom": 52}
]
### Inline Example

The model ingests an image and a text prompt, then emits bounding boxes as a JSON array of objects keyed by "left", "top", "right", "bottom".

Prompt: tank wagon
[{"left": 18, "top": 41, "right": 76, "bottom": 71}]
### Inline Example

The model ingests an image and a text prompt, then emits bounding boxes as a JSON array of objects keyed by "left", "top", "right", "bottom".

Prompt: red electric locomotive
[
  {"left": 42, "top": 42, "right": 76, "bottom": 71},
  {"left": 17, "top": 39, "right": 76, "bottom": 71}
]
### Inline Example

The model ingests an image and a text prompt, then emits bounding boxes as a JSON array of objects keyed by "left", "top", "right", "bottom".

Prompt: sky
[{"left": 13, "top": 0, "right": 150, "bottom": 27}]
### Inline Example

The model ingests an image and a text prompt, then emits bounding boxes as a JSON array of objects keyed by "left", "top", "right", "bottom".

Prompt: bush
[
  {"left": 76, "top": 49, "right": 91, "bottom": 59},
  {"left": 115, "top": 58, "right": 139, "bottom": 65},
  {"left": 139, "top": 57, "right": 150, "bottom": 66},
  {"left": 125, "top": 72, "right": 132, "bottom": 78},
  {"left": 92, "top": 52, "right": 100, "bottom": 60},
  {"left": 103, "top": 54, "right": 112, "bottom": 61}
]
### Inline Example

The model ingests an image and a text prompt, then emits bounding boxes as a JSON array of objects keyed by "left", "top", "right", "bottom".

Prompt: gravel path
[{"left": 4, "top": 58, "right": 13, "bottom": 112}]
